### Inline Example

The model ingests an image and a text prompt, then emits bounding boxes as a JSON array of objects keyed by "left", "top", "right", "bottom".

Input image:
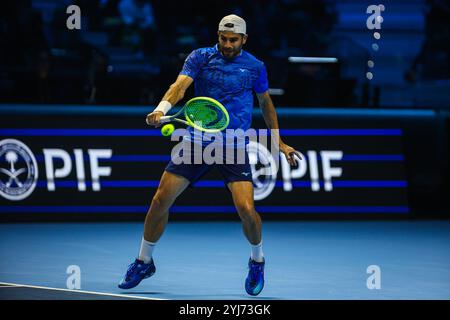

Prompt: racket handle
[{"left": 159, "top": 116, "right": 171, "bottom": 124}]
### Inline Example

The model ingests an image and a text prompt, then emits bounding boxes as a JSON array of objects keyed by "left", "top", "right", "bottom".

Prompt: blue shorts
[{"left": 165, "top": 143, "right": 252, "bottom": 186}]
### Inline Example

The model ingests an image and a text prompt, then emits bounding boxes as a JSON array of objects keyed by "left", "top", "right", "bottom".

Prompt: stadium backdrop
[{"left": 1, "top": 104, "right": 435, "bottom": 221}]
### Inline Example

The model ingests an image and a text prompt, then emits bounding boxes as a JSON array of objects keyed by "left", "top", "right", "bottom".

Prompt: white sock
[
  {"left": 251, "top": 240, "right": 264, "bottom": 262},
  {"left": 138, "top": 237, "right": 155, "bottom": 264}
]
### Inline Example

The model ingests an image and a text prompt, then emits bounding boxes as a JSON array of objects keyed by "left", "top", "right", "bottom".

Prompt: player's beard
[{"left": 219, "top": 44, "right": 242, "bottom": 59}]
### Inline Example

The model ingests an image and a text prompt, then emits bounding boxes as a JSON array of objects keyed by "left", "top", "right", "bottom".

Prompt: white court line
[
  {"left": 0, "top": 282, "right": 166, "bottom": 300},
  {"left": 0, "top": 284, "right": 23, "bottom": 288}
]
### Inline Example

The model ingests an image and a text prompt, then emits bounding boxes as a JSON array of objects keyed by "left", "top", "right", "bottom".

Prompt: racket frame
[{"left": 160, "top": 97, "right": 229, "bottom": 133}]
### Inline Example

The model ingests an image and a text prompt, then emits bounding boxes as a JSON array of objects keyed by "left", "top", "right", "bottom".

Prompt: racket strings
[{"left": 185, "top": 101, "right": 228, "bottom": 130}]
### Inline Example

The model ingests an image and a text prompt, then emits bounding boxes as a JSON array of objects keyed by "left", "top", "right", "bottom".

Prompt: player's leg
[
  {"left": 143, "top": 170, "right": 190, "bottom": 243},
  {"left": 138, "top": 170, "right": 189, "bottom": 264},
  {"left": 220, "top": 146, "right": 264, "bottom": 257},
  {"left": 228, "top": 180, "right": 265, "bottom": 296},
  {"left": 118, "top": 170, "right": 189, "bottom": 289},
  {"left": 228, "top": 181, "right": 262, "bottom": 246}
]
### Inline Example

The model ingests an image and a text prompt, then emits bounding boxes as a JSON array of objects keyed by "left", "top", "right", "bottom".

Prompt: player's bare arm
[
  {"left": 257, "top": 90, "right": 301, "bottom": 166},
  {"left": 146, "top": 75, "right": 194, "bottom": 127}
]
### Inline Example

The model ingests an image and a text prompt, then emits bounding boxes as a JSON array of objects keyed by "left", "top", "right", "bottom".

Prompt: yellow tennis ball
[{"left": 161, "top": 124, "right": 175, "bottom": 136}]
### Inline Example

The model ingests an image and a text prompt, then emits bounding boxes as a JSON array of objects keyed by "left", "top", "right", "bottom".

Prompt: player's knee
[
  {"left": 237, "top": 203, "right": 256, "bottom": 219},
  {"left": 151, "top": 193, "right": 169, "bottom": 211}
]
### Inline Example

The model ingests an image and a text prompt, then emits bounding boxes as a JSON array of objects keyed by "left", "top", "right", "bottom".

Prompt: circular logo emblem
[
  {"left": 0, "top": 139, "right": 38, "bottom": 201},
  {"left": 247, "top": 141, "right": 278, "bottom": 201}
]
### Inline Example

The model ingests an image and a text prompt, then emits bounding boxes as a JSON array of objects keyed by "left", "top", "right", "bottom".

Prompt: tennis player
[{"left": 119, "top": 14, "right": 300, "bottom": 296}]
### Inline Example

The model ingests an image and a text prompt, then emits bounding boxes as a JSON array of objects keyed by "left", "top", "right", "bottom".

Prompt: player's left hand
[{"left": 280, "top": 143, "right": 302, "bottom": 166}]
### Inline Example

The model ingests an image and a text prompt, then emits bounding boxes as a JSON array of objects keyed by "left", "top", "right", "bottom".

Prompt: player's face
[{"left": 218, "top": 31, "right": 247, "bottom": 58}]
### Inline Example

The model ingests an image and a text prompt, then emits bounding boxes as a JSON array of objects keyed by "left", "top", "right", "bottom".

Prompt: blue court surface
[{"left": 1, "top": 221, "right": 449, "bottom": 300}]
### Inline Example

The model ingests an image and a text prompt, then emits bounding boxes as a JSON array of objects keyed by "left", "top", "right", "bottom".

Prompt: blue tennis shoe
[
  {"left": 118, "top": 258, "right": 156, "bottom": 289},
  {"left": 245, "top": 258, "right": 265, "bottom": 296}
]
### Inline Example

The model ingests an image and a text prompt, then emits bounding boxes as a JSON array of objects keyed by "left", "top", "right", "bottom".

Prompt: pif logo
[
  {"left": 0, "top": 139, "right": 113, "bottom": 201},
  {"left": 0, "top": 139, "right": 38, "bottom": 201}
]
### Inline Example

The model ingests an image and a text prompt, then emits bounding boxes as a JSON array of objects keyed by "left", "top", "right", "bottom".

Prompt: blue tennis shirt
[{"left": 179, "top": 44, "right": 269, "bottom": 147}]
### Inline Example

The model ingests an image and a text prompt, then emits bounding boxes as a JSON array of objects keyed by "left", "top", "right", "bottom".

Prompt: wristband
[{"left": 154, "top": 100, "right": 172, "bottom": 115}]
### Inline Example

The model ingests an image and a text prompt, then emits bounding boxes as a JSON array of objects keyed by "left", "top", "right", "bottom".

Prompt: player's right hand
[{"left": 146, "top": 111, "right": 164, "bottom": 127}]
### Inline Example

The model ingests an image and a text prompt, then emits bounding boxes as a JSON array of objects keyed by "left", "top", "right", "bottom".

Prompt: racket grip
[{"left": 159, "top": 116, "right": 170, "bottom": 123}]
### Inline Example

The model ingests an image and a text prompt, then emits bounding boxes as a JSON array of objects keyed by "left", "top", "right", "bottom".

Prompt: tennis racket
[{"left": 159, "top": 97, "right": 230, "bottom": 133}]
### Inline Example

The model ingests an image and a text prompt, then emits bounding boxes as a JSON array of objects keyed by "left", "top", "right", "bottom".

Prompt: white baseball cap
[{"left": 218, "top": 14, "right": 246, "bottom": 35}]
